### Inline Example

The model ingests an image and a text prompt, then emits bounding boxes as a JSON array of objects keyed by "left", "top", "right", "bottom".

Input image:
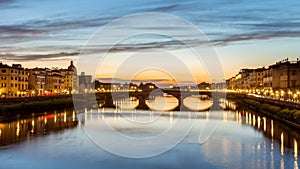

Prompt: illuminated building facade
[{"left": 0, "top": 63, "right": 29, "bottom": 98}]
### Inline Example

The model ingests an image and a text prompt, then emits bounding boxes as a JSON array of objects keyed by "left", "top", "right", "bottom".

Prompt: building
[
  {"left": 78, "top": 72, "right": 92, "bottom": 93},
  {"left": 248, "top": 67, "right": 265, "bottom": 89},
  {"left": 28, "top": 68, "right": 49, "bottom": 96},
  {"left": 277, "top": 59, "right": 300, "bottom": 89},
  {"left": 0, "top": 63, "right": 29, "bottom": 98},
  {"left": 28, "top": 61, "right": 78, "bottom": 96},
  {"left": 227, "top": 58, "right": 300, "bottom": 92},
  {"left": 67, "top": 60, "right": 78, "bottom": 93},
  {"left": 198, "top": 82, "right": 210, "bottom": 90},
  {"left": 266, "top": 63, "right": 281, "bottom": 90},
  {"left": 62, "top": 69, "right": 75, "bottom": 94},
  {"left": 45, "top": 69, "right": 65, "bottom": 95},
  {"left": 0, "top": 61, "right": 89, "bottom": 97},
  {"left": 139, "top": 82, "right": 158, "bottom": 92},
  {"left": 227, "top": 69, "right": 254, "bottom": 90}
]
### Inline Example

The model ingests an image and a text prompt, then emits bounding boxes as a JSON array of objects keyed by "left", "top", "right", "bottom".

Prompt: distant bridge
[{"left": 94, "top": 89, "right": 227, "bottom": 111}]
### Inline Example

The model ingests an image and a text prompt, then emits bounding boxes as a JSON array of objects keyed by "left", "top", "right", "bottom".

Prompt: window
[
  {"left": 292, "top": 70, "right": 297, "bottom": 75},
  {"left": 281, "top": 71, "right": 287, "bottom": 76},
  {"left": 11, "top": 76, "right": 13, "bottom": 80},
  {"left": 2, "top": 83, "right": 6, "bottom": 87},
  {"left": 2, "top": 69, "right": 6, "bottom": 73},
  {"left": 10, "top": 83, "right": 13, "bottom": 87},
  {"left": 291, "top": 80, "right": 297, "bottom": 87},
  {"left": 15, "top": 83, "right": 17, "bottom": 87},
  {"left": 15, "top": 77, "right": 17, "bottom": 80}
]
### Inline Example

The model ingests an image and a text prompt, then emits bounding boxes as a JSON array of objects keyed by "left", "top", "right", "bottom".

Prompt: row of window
[
  {"left": 278, "top": 80, "right": 297, "bottom": 87},
  {"left": 1, "top": 76, "right": 28, "bottom": 81},
  {"left": 1, "top": 69, "right": 28, "bottom": 75},
  {"left": 1, "top": 83, "right": 28, "bottom": 89},
  {"left": 280, "top": 70, "right": 297, "bottom": 76}
]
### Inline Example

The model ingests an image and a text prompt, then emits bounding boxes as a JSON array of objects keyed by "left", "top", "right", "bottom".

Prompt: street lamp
[
  {"left": 288, "top": 90, "right": 292, "bottom": 101},
  {"left": 275, "top": 90, "right": 279, "bottom": 99},
  {"left": 293, "top": 93, "right": 298, "bottom": 101},
  {"left": 280, "top": 90, "right": 285, "bottom": 100},
  {"left": 270, "top": 90, "right": 274, "bottom": 98}
]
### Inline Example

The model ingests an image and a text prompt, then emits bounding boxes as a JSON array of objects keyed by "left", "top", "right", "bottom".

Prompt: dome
[
  {"left": 68, "top": 60, "right": 77, "bottom": 74},
  {"left": 68, "top": 61, "right": 76, "bottom": 71}
]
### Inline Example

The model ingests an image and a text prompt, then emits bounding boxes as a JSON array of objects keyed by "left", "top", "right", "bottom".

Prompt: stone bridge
[{"left": 94, "top": 89, "right": 227, "bottom": 111}]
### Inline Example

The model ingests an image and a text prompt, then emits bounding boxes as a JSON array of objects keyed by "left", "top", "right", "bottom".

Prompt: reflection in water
[
  {"left": 169, "top": 112, "right": 173, "bottom": 123},
  {"left": 114, "top": 97, "right": 139, "bottom": 110},
  {"left": 183, "top": 95, "right": 213, "bottom": 111},
  {"left": 225, "top": 100, "right": 237, "bottom": 110},
  {"left": 296, "top": 139, "right": 298, "bottom": 158},
  {"left": 263, "top": 117, "right": 266, "bottom": 132},
  {"left": 0, "top": 110, "right": 78, "bottom": 146},
  {"left": 235, "top": 103, "right": 300, "bottom": 169},
  {"left": 0, "top": 100, "right": 299, "bottom": 169},
  {"left": 257, "top": 116, "right": 261, "bottom": 129},
  {"left": 281, "top": 132, "right": 284, "bottom": 156},
  {"left": 201, "top": 109, "right": 300, "bottom": 168},
  {"left": 146, "top": 94, "right": 178, "bottom": 111},
  {"left": 295, "top": 139, "right": 299, "bottom": 169},
  {"left": 271, "top": 120, "right": 274, "bottom": 138},
  {"left": 223, "top": 111, "right": 228, "bottom": 121}
]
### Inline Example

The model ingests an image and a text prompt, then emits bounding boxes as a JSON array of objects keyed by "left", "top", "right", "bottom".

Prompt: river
[{"left": 0, "top": 99, "right": 299, "bottom": 169}]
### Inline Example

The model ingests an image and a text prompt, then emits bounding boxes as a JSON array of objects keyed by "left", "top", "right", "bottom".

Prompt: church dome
[
  {"left": 68, "top": 61, "right": 76, "bottom": 70},
  {"left": 68, "top": 60, "right": 77, "bottom": 74}
]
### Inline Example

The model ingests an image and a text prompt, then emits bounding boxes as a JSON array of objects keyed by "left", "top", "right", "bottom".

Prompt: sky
[{"left": 1, "top": 0, "right": 300, "bottom": 85}]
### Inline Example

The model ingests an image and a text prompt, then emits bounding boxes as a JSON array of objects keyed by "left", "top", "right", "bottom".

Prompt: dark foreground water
[{"left": 0, "top": 107, "right": 299, "bottom": 169}]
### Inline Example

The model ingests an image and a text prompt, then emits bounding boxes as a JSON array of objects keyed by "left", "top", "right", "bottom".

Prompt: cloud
[
  {"left": 0, "top": 52, "right": 79, "bottom": 61},
  {"left": 213, "top": 30, "right": 300, "bottom": 46},
  {"left": 0, "top": 0, "right": 15, "bottom": 8},
  {"left": 1, "top": 0, "right": 300, "bottom": 57},
  {"left": 0, "top": 25, "right": 48, "bottom": 38},
  {"left": 77, "top": 38, "right": 209, "bottom": 56},
  {"left": 0, "top": 15, "right": 115, "bottom": 43}
]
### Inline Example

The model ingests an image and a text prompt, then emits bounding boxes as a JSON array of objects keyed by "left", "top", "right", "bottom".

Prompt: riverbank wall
[{"left": 227, "top": 94, "right": 300, "bottom": 129}]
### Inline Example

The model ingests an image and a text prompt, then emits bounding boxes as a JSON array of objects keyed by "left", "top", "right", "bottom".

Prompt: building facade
[
  {"left": 0, "top": 61, "right": 83, "bottom": 98},
  {"left": 45, "top": 69, "right": 65, "bottom": 95},
  {"left": 227, "top": 58, "right": 300, "bottom": 92},
  {"left": 28, "top": 68, "right": 48, "bottom": 96},
  {"left": 0, "top": 63, "right": 29, "bottom": 98}
]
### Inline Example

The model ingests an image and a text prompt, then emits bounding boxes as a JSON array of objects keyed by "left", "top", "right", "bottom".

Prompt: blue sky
[{"left": 1, "top": 0, "right": 300, "bottom": 83}]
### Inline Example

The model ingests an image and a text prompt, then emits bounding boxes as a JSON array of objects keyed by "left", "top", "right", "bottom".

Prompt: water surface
[{"left": 0, "top": 106, "right": 299, "bottom": 169}]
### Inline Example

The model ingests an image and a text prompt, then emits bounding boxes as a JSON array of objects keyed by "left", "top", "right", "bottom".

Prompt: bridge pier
[
  {"left": 103, "top": 95, "right": 116, "bottom": 108},
  {"left": 172, "top": 96, "right": 190, "bottom": 111},
  {"left": 136, "top": 95, "right": 149, "bottom": 110}
]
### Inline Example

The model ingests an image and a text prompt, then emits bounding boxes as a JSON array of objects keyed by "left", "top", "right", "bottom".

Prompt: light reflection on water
[
  {"left": 146, "top": 95, "right": 179, "bottom": 111},
  {"left": 0, "top": 110, "right": 78, "bottom": 146},
  {"left": 183, "top": 95, "right": 213, "bottom": 111},
  {"left": 0, "top": 101, "right": 299, "bottom": 169},
  {"left": 114, "top": 97, "right": 139, "bottom": 110}
]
